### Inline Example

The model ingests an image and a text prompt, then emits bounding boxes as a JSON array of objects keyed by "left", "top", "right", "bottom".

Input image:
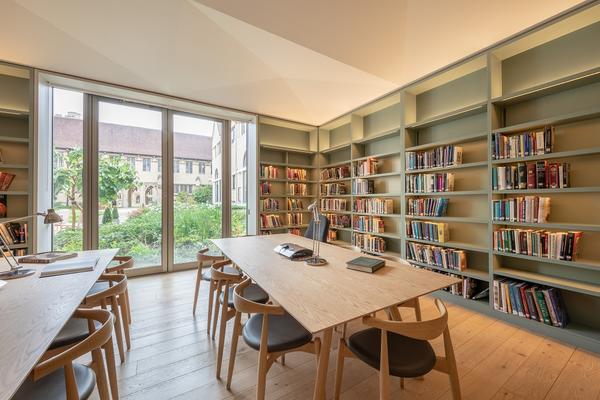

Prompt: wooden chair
[
  {"left": 227, "top": 278, "right": 321, "bottom": 399},
  {"left": 82, "top": 273, "right": 130, "bottom": 364},
  {"left": 12, "top": 308, "right": 115, "bottom": 400},
  {"left": 105, "top": 256, "right": 134, "bottom": 325},
  {"left": 333, "top": 298, "right": 461, "bottom": 400},
  {"left": 211, "top": 264, "right": 269, "bottom": 379}
]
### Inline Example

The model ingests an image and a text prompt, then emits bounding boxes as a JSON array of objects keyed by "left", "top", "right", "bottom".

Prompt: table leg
[{"left": 313, "top": 327, "right": 333, "bottom": 400}]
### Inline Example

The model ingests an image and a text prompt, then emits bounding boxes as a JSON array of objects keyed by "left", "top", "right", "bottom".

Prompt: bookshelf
[
  {"left": 303, "top": 4, "right": 600, "bottom": 353},
  {"left": 0, "top": 62, "right": 32, "bottom": 256},
  {"left": 258, "top": 117, "right": 318, "bottom": 236}
]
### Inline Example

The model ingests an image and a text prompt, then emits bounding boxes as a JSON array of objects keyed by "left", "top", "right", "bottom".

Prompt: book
[
  {"left": 346, "top": 256, "right": 385, "bottom": 273},
  {"left": 39, "top": 256, "right": 99, "bottom": 277},
  {"left": 0, "top": 195, "right": 6, "bottom": 218},
  {"left": 19, "top": 251, "right": 77, "bottom": 264}
]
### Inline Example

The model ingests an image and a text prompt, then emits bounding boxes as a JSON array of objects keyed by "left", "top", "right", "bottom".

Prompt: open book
[{"left": 40, "top": 256, "right": 100, "bottom": 278}]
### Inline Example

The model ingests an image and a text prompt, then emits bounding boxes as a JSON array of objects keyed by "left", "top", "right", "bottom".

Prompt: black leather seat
[
  {"left": 347, "top": 328, "right": 436, "bottom": 378},
  {"left": 49, "top": 318, "right": 101, "bottom": 350},
  {"left": 220, "top": 283, "right": 269, "bottom": 308},
  {"left": 86, "top": 280, "right": 109, "bottom": 296},
  {"left": 243, "top": 312, "right": 312, "bottom": 353},
  {"left": 305, "top": 214, "right": 330, "bottom": 242},
  {"left": 12, "top": 363, "right": 96, "bottom": 400},
  {"left": 201, "top": 265, "right": 240, "bottom": 281}
]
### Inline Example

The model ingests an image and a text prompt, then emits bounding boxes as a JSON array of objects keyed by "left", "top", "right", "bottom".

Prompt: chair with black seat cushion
[
  {"left": 13, "top": 308, "right": 115, "bottom": 400},
  {"left": 212, "top": 263, "right": 269, "bottom": 379},
  {"left": 105, "top": 255, "right": 134, "bottom": 325},
  {"left": 226, "top": 278, "right": 320, "bottom": 399},
  {"left": 304, "top": 214, "right": 329, "bottom": 242},
  {"left": 333, "top": 298, "right": 461, "bottom": 400}
]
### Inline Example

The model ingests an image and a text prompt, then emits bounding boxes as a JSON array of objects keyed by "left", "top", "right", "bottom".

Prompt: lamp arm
[
  {"left": 0, "top": 231, "right": 20, "bottom": 270},
  {"left": 1, "top": 214, "right": 40, "bottom": 225}
]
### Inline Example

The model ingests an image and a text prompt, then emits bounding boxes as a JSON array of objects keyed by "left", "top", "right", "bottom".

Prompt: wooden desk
[
  {"left": 0, "top": 249, "right": 118, "bottom": 400},
  {"left": 212, "top": 234, "right": 460, "bottom": 400}
]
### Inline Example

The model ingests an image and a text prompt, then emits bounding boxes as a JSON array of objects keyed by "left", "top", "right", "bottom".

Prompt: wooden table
[
  {"left": 0, "top": 249, "right": 118, "bottom": 400},
  {"left": 212, "top": 234, "right": 460, "bottom": 400}
]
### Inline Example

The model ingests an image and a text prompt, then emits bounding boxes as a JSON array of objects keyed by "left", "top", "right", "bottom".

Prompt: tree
[
  {"left": 54, "top": 151, "right": 139, "bottom": 226},
  {"left": 53, "top": 149, "right": 83, "bottom": 228},
  {"left": 193, "top": 185, "right": 212, "bottom": 204}
]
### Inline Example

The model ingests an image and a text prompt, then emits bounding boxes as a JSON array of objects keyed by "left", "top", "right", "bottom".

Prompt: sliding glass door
[
  {"left": 95, "top": 98, "right": 165, "bottom": 270},
  {"left": 172, "top": 112, "right": 223, "bottom": 268}
]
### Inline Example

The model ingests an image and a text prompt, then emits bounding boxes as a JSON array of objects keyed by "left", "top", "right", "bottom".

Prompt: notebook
[
  {"left": 40, "top": 256, "right": 99, "bottom": 278},
  {"left": 346, "top": 256, "right": 385, "bottom": 273},
  {"left": 19, "top": 251, "right": 77, "bottom": 264}
]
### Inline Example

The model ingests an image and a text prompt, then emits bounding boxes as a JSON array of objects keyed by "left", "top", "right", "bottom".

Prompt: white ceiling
[{"left": 0, "top": 0, "right": 585, "bottom": 125}]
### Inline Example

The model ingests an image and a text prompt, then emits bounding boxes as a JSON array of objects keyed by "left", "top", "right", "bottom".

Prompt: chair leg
[
  {"left": 400, "top": 377, "right": 405, "bottom": 389},
  {"left": 226, "top": 311, "right": 242, "bottom": 390},
  {"left": 91, "top": 348, "right": 109, "bottom": 400},
  {"left": 216, "top": 302, "right": 229, "bottom": 379},
  {"left": 125, "top": 288, "right": 132, "bottom": 325},
  {"left": 444, "top": 330, "right": 462, "bottom": 400},
  {"left": 379, "top": 331, "right": 391, "bottom": 400},
  {"left": 281, "top": 354, "right": 285, "bottom": 366},
  {"left": 110, "top": 296, "right": 126, "bottom": 364},
  {"left": 414, "top": 297, "right": 422, "bottom": 321},
  {"left": 119, "top": 293, "right": 131, "bottom": 350},
  {"left": 206, "top": 280, "right": 215, "bottom": 335},
  {"left": 193, "top": 267, "right": 202, "bottom": 315},
  {"left": 212, "top": 283, "right": 223, "bottom": 340},
  {"left": 104, "top": 338, "right": 119, "bottom": 400},
  {"left": 333, "top": 339, "right": 347, "bottom": 400},
  {"left": 256, "top": 346, "right": 269, "bottom": 400}
]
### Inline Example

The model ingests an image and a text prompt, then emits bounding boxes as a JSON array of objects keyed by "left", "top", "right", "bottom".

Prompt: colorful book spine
[
  {"left": 288, "top": 183, "right": 308, "bottom": 196},
  {"left": 352, "top": 179, "right": 375, "bottom": 195},
  {"left": 406, "top": 221, "right": 450, "bottom": 242},
  {"left": 326, "top": 213, "right": 350, "bottom": 228},
  {"left": 320, "top": 183, "right": 347, "bottom": 196},
  {"left": 406, "top": 173, "right": 454, "bottom": 193},
  {"left": 352, "top": 198, "right": 394, "bottom": 214},
  {"left": 287, "top": 168, "right": 307, "bottom": 181},
  {"left": 320, "top": 198, "right": 347, "bottom": 212},
  {"left": 492, "top": 196, "right": 551, "bottom": 223},
  {"left": 352, "top": 233, "right": 386, "bottom": 254},
  {"left": 260, "top": 165, "right": 279, "bottom": 179},
  {"left": 353, "top": 158, "right": 379, "bottom": 177},
  {"left": 491, "top": 126, "right": 554, "bottom": 159},
  {"left": 320, "top": 166, "right": 351, "bottom": 180},
  {"left": 492, "top": 162, "right": 569, "bottom": 191},
  {"left": 493, "top": 228, "right": 582, "bottom": 261},
  {"left": 407, "top": 198, "right": 449, "bottom": 217},
  {"left": 406, "top": 145, "right": 463, "bottom": 170},
  {"left": 406, "top": 242, "right": 467, "bottom": 271},
  {"left": 353, "top": 216, "right": 385, "bottom": 233}
]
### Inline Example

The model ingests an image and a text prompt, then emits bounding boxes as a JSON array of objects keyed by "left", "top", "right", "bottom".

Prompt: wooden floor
[{"left": 96, "top": 270, "right": 600, "bottom": 400}]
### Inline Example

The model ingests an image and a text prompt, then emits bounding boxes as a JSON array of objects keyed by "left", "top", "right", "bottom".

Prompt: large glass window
[
  {"left": 172, "top": 113, "right": 222, "bottom": 264},
  {"left": 97, "top": 100, "right": 163, "bottom": 268},
  {"left": 231, "top": 121, "right": 248, "bottom": 236},
  {"left": 52, "top": 88, "right": 84, "bottom": 251}
]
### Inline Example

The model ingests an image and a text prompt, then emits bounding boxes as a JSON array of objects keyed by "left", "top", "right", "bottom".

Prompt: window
[
  {"left": 142, "top": 158, "right": 151, "bottom": 172},
  {"left": 157, "top": 159, "right": 161, "bottom": 173},
  {"left": 185, "top": 161, "right": 193, "bottom": 174},
  {"left": 128, "top": 156, "right": 136, "bottom": 169},
  {"left": 174, "top": 159, "right": 180, "bottom": 173},
  {"left": 199, "top": 161, "right": 205, "bottom": 174}
]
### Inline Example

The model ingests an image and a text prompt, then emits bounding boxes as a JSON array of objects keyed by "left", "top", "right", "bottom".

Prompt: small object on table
[
  {"left": 305, "top": 201, "right": 327, "bottom": 266},
  {"left": 346, "top": 256, "right": 385, "bottom": 273},
  {"left": 19, "top": 251, "right": 77, "bottom": 264},
  {"left": 40, "top": 256, "right": 100, "bottom": 278}
]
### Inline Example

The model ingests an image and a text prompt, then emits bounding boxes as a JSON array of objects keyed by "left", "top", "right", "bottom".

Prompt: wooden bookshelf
[
  {"left": 254, "top": 4, "right": 600, "bottom": 353},
  {"left": 0, "top": 62, "right": 32, "bottom": 256}
]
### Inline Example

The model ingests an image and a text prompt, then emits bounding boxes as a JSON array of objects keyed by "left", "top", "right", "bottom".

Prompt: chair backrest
[
  {"left": 210, "top": 261, "right": 242, "bottom": 283},
  {"left": 106, "top": 255, "right": 134, "bottom": 273},
  {"left": 32, "top": 308, "right": 114, "bottom": 381},
  {"left": 197, "top": 248, "right": 225, "bottom": 269},
  {"left": 362, "top": 298, "right": 449, "bottom": 341},
  {"left": 84, "top": 273, "right": 128, "bottom": 305},
  {"left": 233, "top": 278, "right": 282, "bottom": 316},
  {"left": 304, "top": 214, "right": 330, "bottom": 243}
]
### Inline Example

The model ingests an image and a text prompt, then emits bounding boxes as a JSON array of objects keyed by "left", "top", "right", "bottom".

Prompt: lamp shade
[{"left": 43, "top": 209, "right": 63, "bottom": 224}]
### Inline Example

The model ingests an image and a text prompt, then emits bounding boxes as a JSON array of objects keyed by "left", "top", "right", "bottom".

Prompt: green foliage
[
  {"left": 112, "top": 207, "right": 119, "bottom": 222},
  {"left": 98, "top": 155, "right": 139, "bottom": 206},
  {"left": 193, "top": 185, "right": 212, "bottom": 204},
  {"left": 102, "top": 208, "right": 113, "bottom": 224}
]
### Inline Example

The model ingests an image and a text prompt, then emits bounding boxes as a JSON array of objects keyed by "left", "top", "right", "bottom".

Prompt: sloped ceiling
[{"left": 0, "top": 0, "right": 585, "bottom": 125}]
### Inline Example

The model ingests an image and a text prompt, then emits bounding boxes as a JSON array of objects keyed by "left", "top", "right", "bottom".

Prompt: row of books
[
  {"left": 320, "top": 198, "right": 347, "bottom": 212},
  {"left": 406, "top": 145, "right": 463, "bottom": 170},
  {"left": 261, "top": 198, "right": 280, "bottom": 212},
  {"left": 407, "top": 198, "right": 449, "bottom": 217},
  {"left": 260, "top": 165, "right": 279, "bottom": 179},
  {"left": 326, "top": 213, "right": 350, "bottom": 228},
  {"left": 493, "top": 228, "right": 582, "bottom": 261},
  {"left": 0, "top": 172, "right": 16, "bottom": 191},
  {"left": 260, "top": 214, "right": 283, "bottom": 229},
  {"left": 353, "top": 198, "right": 394, "bottom": 214},
  {"left": 289, "top": 228, "right": 301, "bottom": 236},
  {"left": 320, "top": 183, "right": 347, "bottom": 196},
  {"left": 287, "top": 168, "right": 308, "bottom": 181},
  {"left": 353, "top": 216, "right": 385, "bottom": 233},
  {"left": 260, "top": 182, "right": 271, "bottom": 195},
  {"left": 492, "top": 196, "right": 550, "bottom": 223},
  {"left": 352, "top": 233, "right": 386, "bottom": 254},
  {"left": 492, "top": 161, "right": 570, "bottom": 191},
  {"left": 352, "top": 179, "right": 374, "bottom": 195},
  {"left": 406, "top": 173, "right": 455, "bottom": 193},
  {"left": 327, "top": 230, "right": 337, "bottom": 241},
  {"left": 288, "top": 199, "right": 305, "bottom": 211},
  {"left": 491, "top": 126, "right": 554, "bottom": 159},
  {"left": 493, "top": 278, "right": 568, "bottom": 328},
  {"left": 0, "top": 222, "right": 27, "bottom": 245},
  {"left": 287, "top": 213, "right": 303, "bottom": 225},
  {"left": 406, "top": 242, "right": 467, "bottom": 271},
  {"left": 321, "top": 166, "right": 350, "bottom": 181},
  {"left": 406, "top": 221, "right": 449, "bottom": 243},
  {"left": 288, "top": 183, "right": 308, "bottom": 196},
  {"left": 353, "top": 158, "right": 378, "bottom": 177},
  {"left": 446, "top": 277, "right": 486, "bottom": 300}
]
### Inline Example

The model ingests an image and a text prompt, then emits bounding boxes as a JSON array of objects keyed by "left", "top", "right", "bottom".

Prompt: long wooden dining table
[
  {"left": 0, "top": 248, "right": 118, "bottom": 400},
  {"left": 212, "top": 234, "right": 460, "bottom": 400}
]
